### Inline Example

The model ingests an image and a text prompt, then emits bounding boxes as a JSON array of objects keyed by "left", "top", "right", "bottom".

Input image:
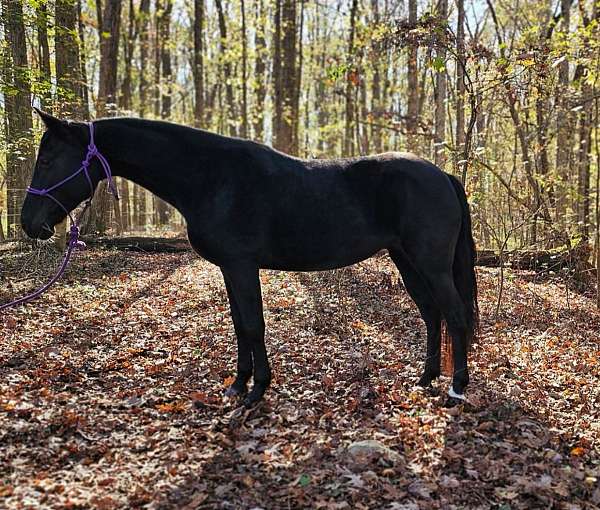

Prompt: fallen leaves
[
  {"left": 155, "top": 401, "right": 188, "bottom": 414},
  {"left": 0, "top": 250, "right": 599, "bottom": 508}
]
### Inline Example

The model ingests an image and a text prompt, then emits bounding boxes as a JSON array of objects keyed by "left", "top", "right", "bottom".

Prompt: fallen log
[
  {"left": 476, "top": 242, "right": 592, "bottom": 272},
  {"left": 82, "top": 236, "right": 191, "bottom": 253}
]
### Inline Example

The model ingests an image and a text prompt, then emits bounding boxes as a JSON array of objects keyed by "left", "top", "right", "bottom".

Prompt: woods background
[{"left": 1, "top": 0, "right": 599, "bottom": 262}]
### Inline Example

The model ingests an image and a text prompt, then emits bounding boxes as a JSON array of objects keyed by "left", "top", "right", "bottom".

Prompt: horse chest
[{"left": 186, "top": 229, "right": 227, "bottom": 266}]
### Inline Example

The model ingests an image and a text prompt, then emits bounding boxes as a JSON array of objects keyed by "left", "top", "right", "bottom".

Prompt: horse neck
[{"left": 94, "top": 118, "right": 215, "bottom": 212}]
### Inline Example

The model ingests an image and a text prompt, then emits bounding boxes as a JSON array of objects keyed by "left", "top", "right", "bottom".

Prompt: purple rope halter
[{"left": 1, "top": 122, "right": 119, "bottom": 311}]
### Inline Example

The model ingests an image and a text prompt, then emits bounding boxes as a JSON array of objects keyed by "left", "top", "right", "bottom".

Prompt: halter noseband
[{"left": 26, "top": 122, "right": 119, "bottom": 224}]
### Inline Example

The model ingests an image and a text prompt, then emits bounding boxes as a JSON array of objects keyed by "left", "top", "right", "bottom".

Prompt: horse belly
[{"left": 263, "top": 225, "right": 388, "bottom": 271}]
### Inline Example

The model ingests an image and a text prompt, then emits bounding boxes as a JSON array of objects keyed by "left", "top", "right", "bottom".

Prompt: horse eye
[{"left": 38, "top": 158, "right": 50, "bottom": 167}]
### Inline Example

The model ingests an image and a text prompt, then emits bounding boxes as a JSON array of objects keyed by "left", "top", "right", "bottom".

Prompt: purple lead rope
[{"left": 1, "top": 122, "right": 118, "bottom": 312}]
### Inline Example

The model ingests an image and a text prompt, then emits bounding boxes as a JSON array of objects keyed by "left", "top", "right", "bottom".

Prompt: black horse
[{"left": 21, "top": 110, "right": 478, "bottom": 407}]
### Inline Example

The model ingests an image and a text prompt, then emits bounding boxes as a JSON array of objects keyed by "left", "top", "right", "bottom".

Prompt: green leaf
[
  {"left": 431, "top": 57, "right": 445, "bottom": 72},
  {"left": 298, "top": 474, "right": 311, "bottom": 487}
]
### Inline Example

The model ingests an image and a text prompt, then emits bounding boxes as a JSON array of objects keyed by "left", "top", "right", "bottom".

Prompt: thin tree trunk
[
  {"left": 272, "top": 0, "right": 282, "bottom": 146},
  {"left": 406, "top": 0, "right": 419, "bottom": 152},
  {"left": 215, "top": 0, "right": 236, "bottom": 136},
  {"left": 343, "top": 0, "right": 358, "bottom": 157},
  {"left": 275, "top": 0, "right": 298, "bottom": 154},
  {"left": 576, "top": 95, "right": 592, "bottom": 237},
  {"left": 253, "top": 0, "right": 266, "bottom": 140},
  {"left": 120, "top": 0, "right": 136, "bottom": 112},
  {"left": 138, "top": 0, "right": 151, "bottom": 118},
  {"left": 315, "top": 3, "right": 327, "bottom": 154},
  {"left": 155, "top": 0, "right": 173, "bottom": 225},
  {"left": 370, "top": 0, "right": 382, "bottom": 153},
  {"left": 77, "top": 0, "right": 90, "bottom": 118},
  {"left": 97, "top": 0, "right": 122, "bottom": 116},
  {"left": 455, "top": 0, "right": 465, "bottom": 174},
  {"left": 555, "top": 0, "right": 572, "bottom": 227},
  {"left": 240, "top": 0, "right": 248, "bottom": 138},
  {"left": 36, "top": 1, "right": 52, "bottom": 110},
  {"left": 133, "top": 0, "right": 151, "bottom": 230},
  {"left": 292, "top": 0, "right": 304, "bottom": 152},
  {"left": 193, "top": 0, "right": 205, "bottom": 127},
  {"left": 153, "top": 0, "right": 161, "bottom": 117},
  {"left": 433, "top": 0, "right": 448, "bottom": 166},
  {"left": 158, "top": 0, "right": 173, "bottom": 120}
]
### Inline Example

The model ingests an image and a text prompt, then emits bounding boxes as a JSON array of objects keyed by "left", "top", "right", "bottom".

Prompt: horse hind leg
[
  {"left": 424, "top": 272, "right": 470, "bottom": 402},
  {"left": 389, "top": 249, "right": 442, "bottom": 388},
  {"left": 391, "top": 248, "right": 470, "bottom": 404}
]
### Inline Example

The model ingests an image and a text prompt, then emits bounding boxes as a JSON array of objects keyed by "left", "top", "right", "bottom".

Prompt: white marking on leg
[{"left": 448, "top": 387, "right": 467, "bottom": 401}]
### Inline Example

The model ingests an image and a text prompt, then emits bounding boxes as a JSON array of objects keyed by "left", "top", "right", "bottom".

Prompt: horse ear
[
  {"left": 33, "top": 107, "right": 87, "bottom": 145},
  {"left": 33, "top": 107, "right": 67, "bottom": 132}
]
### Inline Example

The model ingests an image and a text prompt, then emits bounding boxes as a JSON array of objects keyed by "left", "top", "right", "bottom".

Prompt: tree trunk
[
  {"left": 153, "top": 0, "right": 161, "bottom": 117},
  {"left": 272, "top": 0, "right": 282, "bottom": 146},
  {"left": 77, "top": 0, "right": 90, "bottom": 118},
  {"left": 292, "top": 0, "right": 304, "bottom": 152},
  {"left": 555, "top": 0, "right": 572, "bottom": 227},
  {"left": 573, "top": 3, "right": 599, "bottom": 238},
  {"left": 116, "top": 0, "right": 137, "bottom": 233},
  {"left": 193, "top": 0, "right": 205, "bottom": 127},
  {"left": 240, "top": 0, "right": 248, "bottom": 138},
  {"left": 576, "top": 94, "right": 592, "bottom": 237},
  {"left": 370, "top": 0, "right": 382, "bottom": 153},
  {"left": 455, "top": 0, "right": 465, "bottom": 174},
  {"left": 120, "top": 0, "right": 136, "bottom": 113},
  {"left": 433, "top": 0, "right": 448, "bottom": 166},
  {"left": 343, "top": 0, "right": 358, "bottom": 157},
  {"left": 56, "top": 0, "right": 86, "bottom": 118},
  {"left": 253, "top": 0, "right": 266, "bottom": 140},
  {"left": 274, "top": 0, "right": 298, "bottom": 154},
  {"left": 132, "top": 0, "right": 150, "bottom": 230},
  {"left": 138, "top": 0, "right": 151, "bottom": 118},
  {"left": 155, "top": 0, "right": 173, "bottom": 225},
  {"left": 36, "top": 1, "right": 52, "bottom": 110},
  {"left": 158, "top": 0, "right": 173, "bottom": 120},
  {"left": 97, "top": 0, "right": 122, "bottom": 116},
  {"left": 406, "top": 0, "right": 419, "bottom": 152},
  {"left": 215, "top": 0, "right": 236, "bottom": 136},
  {"left": 2, "top": 0, "right": 35, "bottom": 239}
]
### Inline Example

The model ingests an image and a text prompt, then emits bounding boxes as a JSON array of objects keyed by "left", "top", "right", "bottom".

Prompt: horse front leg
[
  {"left": 221, "top": 264, "right": 271, "bottom": 407},
  {"left": 222, "top": 274, "right": 253, "bottom": 397}
]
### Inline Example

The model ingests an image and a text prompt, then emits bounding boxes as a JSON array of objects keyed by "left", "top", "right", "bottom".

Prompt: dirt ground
[{"left": 1, "top": 248, "right": 599, "bottom": 509}]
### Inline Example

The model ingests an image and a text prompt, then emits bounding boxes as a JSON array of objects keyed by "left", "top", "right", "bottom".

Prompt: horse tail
[
  {"left": 440, "top": 174, "right": 478, "bottom": 373},
  {"left": 447, "top": 174, "right": 479, "bottom": 350}
]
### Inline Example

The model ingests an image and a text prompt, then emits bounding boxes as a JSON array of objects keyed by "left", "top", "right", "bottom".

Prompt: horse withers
[{"left": 20, "top": 110, "right": 478, "bottom": 407}]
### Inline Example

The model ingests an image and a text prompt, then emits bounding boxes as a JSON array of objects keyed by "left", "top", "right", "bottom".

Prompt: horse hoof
[
  {"left": 444, "top": 387, "right": 467, "bottom": 408},
  {"left": 443, "top": 396, "right": 465, "bottom": 408},
  {"left": 224, "top": 385, "right": 245, "bottom": 398},
  {"left": 242, "top": 391, "right": 265, "bottom": 409},
  {"left": 424, "top": 384, "right": 440, "bottom": 397},
  {"left": 417, "top": 372, "right": 440, "bottom": 388},
  {"left": 242, "top": 396, "right": 259, "bottom": 409}
]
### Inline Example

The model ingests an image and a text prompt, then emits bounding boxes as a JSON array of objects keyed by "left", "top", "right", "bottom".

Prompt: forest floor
[{"left": 1, "top": 247, "right": 599, "bottom": 509}]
